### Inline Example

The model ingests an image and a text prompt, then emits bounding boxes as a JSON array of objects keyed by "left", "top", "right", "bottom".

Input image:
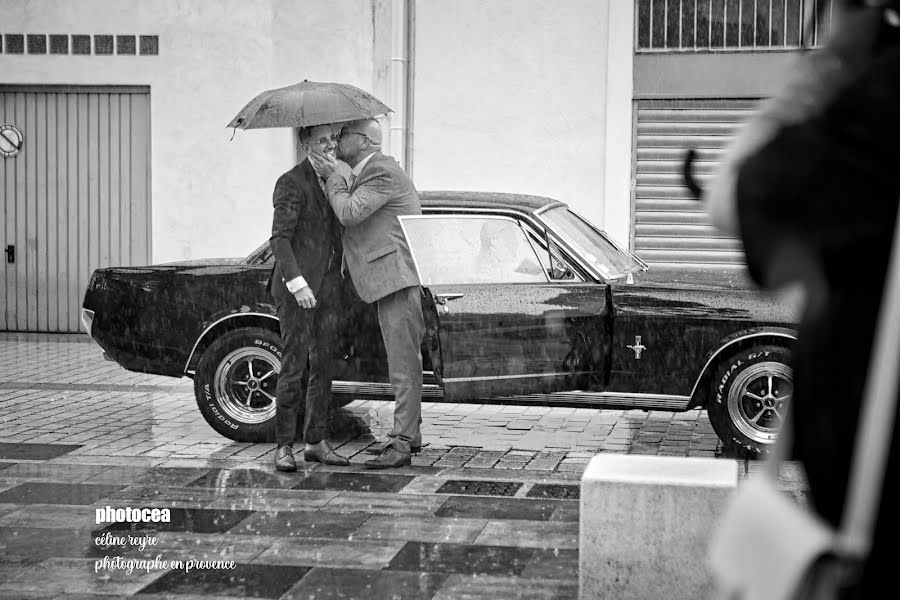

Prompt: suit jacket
[
  {"left": 325, "top": 151, "right": 421, "bottom": 303},
  {"left": 268, "top": 158, "right": 342, "bottom": 297}
]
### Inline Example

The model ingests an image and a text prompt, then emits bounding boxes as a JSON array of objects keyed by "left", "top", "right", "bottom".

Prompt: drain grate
[
  {"left": 436, "top": 479, "right": 522, "bottom": 497},
  {"left": 526, "top": 484, "right": 580, "bottom": 500}
]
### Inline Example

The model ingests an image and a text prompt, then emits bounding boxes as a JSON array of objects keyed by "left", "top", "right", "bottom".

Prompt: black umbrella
[{"left": 227, "top": 80, "right": 392, "bottom": 130}]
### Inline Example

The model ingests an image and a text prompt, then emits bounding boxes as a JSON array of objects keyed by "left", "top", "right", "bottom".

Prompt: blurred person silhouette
[{"left": 701, "top": 1, "right": 900, "bottom": 595}]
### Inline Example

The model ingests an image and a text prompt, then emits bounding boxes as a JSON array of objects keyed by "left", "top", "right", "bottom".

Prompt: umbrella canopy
[{"left": 227, "top": 80, "right": 392, "bottom": 130}]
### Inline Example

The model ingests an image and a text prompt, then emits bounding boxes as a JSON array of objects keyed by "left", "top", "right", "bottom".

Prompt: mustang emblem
[{"left": 626, "top": 335, "right": 646, "bottom": 359}]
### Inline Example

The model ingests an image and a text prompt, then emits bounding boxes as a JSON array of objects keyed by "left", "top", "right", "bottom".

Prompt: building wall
[
  {"left": 602, "top": 0, "right": 635, "bottom": 247},
  {"left": 413, "top": 0, "right": 634, "bottom": 245},
  {"left": 634, "top": 52, "right": 798, "bottom": 99},
  {"left": 0, "top": 0, "right": 379, "bottom": 263},
  {"left": 0, "top": 0, "right": 640, "bottom": 261}
]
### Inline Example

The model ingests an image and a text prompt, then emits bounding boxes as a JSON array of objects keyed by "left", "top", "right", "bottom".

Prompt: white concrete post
[{"left": 579, "top": 454, "right": 737, "bottom": 599}]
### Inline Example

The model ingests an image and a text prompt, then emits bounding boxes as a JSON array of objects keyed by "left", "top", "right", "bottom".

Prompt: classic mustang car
[{"left": 81, "top": 192, "right": 798, "bottom": 455}]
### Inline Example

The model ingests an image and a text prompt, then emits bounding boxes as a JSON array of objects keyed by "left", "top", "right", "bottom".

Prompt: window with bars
[{"left": 636, "top": 0, "right": 833, "bottom": 51}]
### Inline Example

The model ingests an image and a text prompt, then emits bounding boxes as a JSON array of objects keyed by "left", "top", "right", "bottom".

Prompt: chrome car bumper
[{"left": 80, "top": 308, "right": 95, "bottom": 338}]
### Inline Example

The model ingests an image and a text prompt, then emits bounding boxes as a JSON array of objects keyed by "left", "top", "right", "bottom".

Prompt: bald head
[
  {"left": 347, "top": 119, "right": 383, "bottom": 145},
  {"left": 336, "top": 118, "right": 383, "bottom": 166}
]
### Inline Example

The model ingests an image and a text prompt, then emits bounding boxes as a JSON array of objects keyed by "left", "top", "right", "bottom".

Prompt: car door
[
  {"left": 400, "top": 213, "right": 612, "bottom": 402},
  {"left": 245, "top": 240, "right": 444, "bottom": 397}
]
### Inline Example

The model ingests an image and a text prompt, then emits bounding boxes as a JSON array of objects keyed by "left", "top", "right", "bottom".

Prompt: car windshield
[
  {"left": 244, "top": 241, "right": 273, "bottom": 265},
  {"left": 538, "top": 206, "right": 646, "bottom": 280}
]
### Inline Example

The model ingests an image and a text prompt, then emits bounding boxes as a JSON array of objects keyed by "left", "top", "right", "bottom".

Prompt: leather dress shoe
[
  {"left": 303, "top": 440, "right": 350, "bottom": 466},
  {"left": 364, "top": 439, "right": 424, "bottom": 455},
  {"left": 364, "top": 446, "right": 412, "bottom": 469},
  {"left": 274, "top": 445, "right": 297, "bottom": 472}
]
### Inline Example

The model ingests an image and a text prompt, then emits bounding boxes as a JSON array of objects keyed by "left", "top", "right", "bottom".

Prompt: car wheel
[
  {"left": 708, "top": 344, "right": 792, "bottom": 457},
  {"left": 194, "top": 327, "right": 282, "bottom": 442}
]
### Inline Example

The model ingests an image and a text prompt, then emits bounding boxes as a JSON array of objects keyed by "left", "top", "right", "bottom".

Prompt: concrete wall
[
  {"left": 0, "top": 0, "right": 379, "bottom": 262},
  {"left": 634, "top": 52, "right": 798, "bottom": 99},
  {"left": 413, "top": 0, "right": 635, "bottom": 245}
]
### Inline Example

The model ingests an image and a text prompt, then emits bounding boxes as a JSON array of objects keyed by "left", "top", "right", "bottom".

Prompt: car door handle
[{"left": 434, "top": 293, "right": 465, "bottom": 305}]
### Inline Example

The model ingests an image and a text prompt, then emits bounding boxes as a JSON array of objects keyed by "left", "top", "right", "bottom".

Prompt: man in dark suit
[
  {"left": 309, "top": 118, "right": 424, "bottom": 469},
  {"left": 269, "top": 123, "right": 350, "bottom": 471}
]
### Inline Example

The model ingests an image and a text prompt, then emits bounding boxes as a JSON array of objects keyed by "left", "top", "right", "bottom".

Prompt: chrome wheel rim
[
  {"left": 213, "top": 347, "right": 279, "bottom": 424},
  {"left": 727, "top": 361, "right": 792, "bottom": 445}
]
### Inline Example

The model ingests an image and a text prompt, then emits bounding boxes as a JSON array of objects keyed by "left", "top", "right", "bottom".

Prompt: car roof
[{"left": 419, "top": 191, "right": 564, "bottom": 214}]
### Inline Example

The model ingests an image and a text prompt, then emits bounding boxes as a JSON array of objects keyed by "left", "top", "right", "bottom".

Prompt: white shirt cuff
[{"left": 284, "top": 276, "right": 308, "bottom": 293}]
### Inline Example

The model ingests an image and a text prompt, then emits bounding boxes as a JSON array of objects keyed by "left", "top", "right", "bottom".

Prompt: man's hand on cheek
[{"left": 308, "top": 149, "right": 338, "bottom": 179}]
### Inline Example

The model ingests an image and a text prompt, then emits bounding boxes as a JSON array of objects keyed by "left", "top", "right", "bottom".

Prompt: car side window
[
  {"left": 524, "top": 230, "right": 583, "bottom": 282},
  {"left": 400, "top": 216, "right": 548, "bottom": 285}
]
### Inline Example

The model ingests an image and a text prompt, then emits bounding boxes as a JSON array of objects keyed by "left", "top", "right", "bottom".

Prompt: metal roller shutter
[
  {"left": 1, "top": 86, "right": 151, "bottom": 333},
  {"left": 633, "top": 98, "right": 758, "bottom": 269}
]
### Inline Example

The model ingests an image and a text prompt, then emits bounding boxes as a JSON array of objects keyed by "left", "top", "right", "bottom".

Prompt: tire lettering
[
  {"left": 253, "top": 339, "right": 283, "bottom": 359},
  {"left": 715, "top": 360, "right": 742, "bottom": 404},
  {"left": 204, "top": 385, "right": 239, "bottom": 430}
]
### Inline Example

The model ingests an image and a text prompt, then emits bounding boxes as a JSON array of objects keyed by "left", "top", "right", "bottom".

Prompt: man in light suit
[
  {"left": 269, "top": 123, "right": 350, "bottom": 471},
  {"left": 309, "top": 118, "right": 424, "bottom": 469}
]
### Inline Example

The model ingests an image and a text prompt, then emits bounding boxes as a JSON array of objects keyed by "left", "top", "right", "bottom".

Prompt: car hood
[{"left": 625, "top": 266, "right": 804, "bottom": 320}]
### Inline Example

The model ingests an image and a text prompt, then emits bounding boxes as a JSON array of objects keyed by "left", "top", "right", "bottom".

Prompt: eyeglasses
[{"left": 310, "top": 133, "right": 339, "bottom": 145}]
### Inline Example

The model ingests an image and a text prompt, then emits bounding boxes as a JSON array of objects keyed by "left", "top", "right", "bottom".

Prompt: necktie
[{"left": 340, "top": 174, "right": 357, "bottom": 278}]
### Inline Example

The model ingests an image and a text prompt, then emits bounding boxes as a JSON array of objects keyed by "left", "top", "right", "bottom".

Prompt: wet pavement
[{"left": 0, "top": 333, "right": 808, "bottom": 599}]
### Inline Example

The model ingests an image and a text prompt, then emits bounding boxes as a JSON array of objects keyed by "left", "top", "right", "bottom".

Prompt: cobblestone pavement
[
  {"left": 0, "top": 334, "right": 725, "bottom": 463},
  {"left": 0, "top": 334, "right": 806, "bottom": 599}
]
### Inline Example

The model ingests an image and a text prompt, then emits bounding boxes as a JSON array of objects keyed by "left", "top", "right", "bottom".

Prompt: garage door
[
  {"left": 633, "top": 99, "right": 758, "bottom": 269},
  {"left": 1, "top": 86, "right": 150, "bottom": 332}
]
